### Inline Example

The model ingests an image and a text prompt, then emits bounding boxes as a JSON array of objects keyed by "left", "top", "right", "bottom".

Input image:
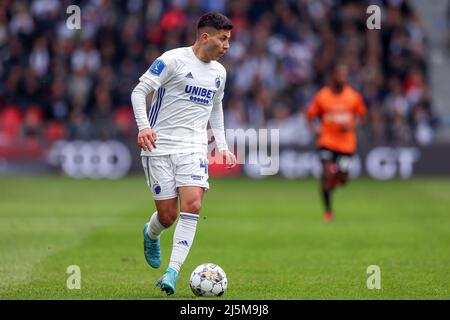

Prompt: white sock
[
  {"left": 168, "top": 212, "right": 199, "bottom": 273},
  {"left": 147, "top": 212, "right": 166, "bottom": 240}
]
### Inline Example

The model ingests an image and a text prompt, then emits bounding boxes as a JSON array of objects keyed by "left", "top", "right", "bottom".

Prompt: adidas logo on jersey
[{"left": 185, "top": 72, "right": 194, "bottom": 79}]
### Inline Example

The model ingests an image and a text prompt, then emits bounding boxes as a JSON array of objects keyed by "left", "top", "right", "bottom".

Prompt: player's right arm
[
  {"left": 306, "top": 92, "right": 322, "bottom": 135},
  {"left": 131, "top": 81, "right": 157, "bottom": 151},
  {"left": 131, "top": 53, "right": 177, "bottom": 151}
]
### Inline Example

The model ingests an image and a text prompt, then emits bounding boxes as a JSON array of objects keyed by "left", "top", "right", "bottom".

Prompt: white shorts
[{"left": 141, "top": 152, "right": 209, "bottom": 200}]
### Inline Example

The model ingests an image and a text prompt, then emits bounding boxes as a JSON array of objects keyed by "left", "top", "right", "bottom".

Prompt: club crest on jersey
[
  {"left": 215, "top": 77, "right": 221, "bottom": 88},
  {"left": 149, "top": 59, "right": 165, "bottom": 76}
]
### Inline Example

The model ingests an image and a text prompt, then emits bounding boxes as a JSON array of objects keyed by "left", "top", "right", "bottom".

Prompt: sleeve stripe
[
  {"left": 148, "top": 88, "right": 162, "bottom": 125},
  {"left": 150, "top": 87, "right": 166, "bottom": 127}
]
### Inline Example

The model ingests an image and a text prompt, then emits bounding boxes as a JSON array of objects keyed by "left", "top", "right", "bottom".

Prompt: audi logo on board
[{"left": 48, "top": 140, "right": 132, "bottom": 179}]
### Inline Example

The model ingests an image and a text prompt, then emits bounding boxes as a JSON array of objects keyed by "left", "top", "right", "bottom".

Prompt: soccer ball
[{"left": 189, "top": 263, "right": 228, "bottom": 297}]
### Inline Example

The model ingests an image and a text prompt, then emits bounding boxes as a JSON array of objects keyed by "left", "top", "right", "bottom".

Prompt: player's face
[
  {"left": 333, "top": 65, "right": 348, "bottom": 86},
  {"left": 205, "top": 29, "right": 231, "bottom": 60}
]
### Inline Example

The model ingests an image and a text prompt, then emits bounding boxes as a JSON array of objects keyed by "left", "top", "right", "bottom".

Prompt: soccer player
[
  {"left": 306, "top": 63, "right": 367, "bottom": 222},
  {"left": 130, "top": 12, "right": 236, "bottom": 295}
]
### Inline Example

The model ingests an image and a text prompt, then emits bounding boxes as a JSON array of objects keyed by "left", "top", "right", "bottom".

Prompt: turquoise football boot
[
  {"left": 143, "top": 222, "right": 161, "bottom": 268},
  {"left": 156, "top": 267, "right": 179, "bottom": 296}
]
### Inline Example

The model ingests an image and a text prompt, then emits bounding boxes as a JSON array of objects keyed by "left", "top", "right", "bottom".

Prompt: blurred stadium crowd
[{"left": 0, "top": 0, "right": 441, "bottom": 149}]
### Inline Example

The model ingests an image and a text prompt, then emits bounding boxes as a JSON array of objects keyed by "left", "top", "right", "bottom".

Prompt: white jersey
[{"left": 138, "top": 46, "right": 227, "bottom": 156}]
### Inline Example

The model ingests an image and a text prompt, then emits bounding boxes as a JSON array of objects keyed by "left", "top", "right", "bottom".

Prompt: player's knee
[
  {"left": 181, "top": 199, "right": 202, "bottom": 214},
  {"left": 323, "top": 172, "right": 333, "bottom": 181},
  {"left": 322, "top": 167, "right": 333, "bottom": 180},
  {"left": 327, "top": 164, "right": 338, "bottom": 175},
  {"left": 158, "top": 208, "right": 178, "bottom": 227},
  {"left": 339, "top": 174, "right": 349, "bottom": 185}
]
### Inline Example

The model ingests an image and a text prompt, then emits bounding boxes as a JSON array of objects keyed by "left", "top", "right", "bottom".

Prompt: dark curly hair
[{"left": 197, "top": 12, "right": 233, "bottom": 31}]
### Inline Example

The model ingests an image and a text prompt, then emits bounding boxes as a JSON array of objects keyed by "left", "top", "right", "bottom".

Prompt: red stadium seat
[
  {"left": 45, "top": 120, "right": 66, "bottom": 142},
  {"left": 0, "top": 105, "right": 22, "bottom": 141}
]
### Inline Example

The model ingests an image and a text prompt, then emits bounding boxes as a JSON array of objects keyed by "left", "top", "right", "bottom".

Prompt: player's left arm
[
  {"left": 353, "top": 92, "right": 368, "bottom": 129},
  {"left": 209, "top": 74, "right": 236, "bottom": 168},
  {"left": 209, "top": 101, "right": 236, "bottom": 168},
  {"left": 340, "top": 92, "right": 368, "bottom": 132}
]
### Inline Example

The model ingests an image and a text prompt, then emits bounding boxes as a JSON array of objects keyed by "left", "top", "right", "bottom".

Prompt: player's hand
[
  {"left": 339, "top": 124, "right": 353, "bottom": 132},
  {"left": 313, "top": 124, "right": 322, "bottom": 135},
  {"left": 137, "top": 128, "right": 157, "bottom": 151},
  {"left": 220, "top": 150, "right": 237, "bottom": 169}
]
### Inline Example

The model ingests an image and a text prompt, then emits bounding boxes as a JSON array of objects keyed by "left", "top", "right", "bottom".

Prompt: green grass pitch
[{"left": 0, "top": 176, "right": 449, "bottom": 299}]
